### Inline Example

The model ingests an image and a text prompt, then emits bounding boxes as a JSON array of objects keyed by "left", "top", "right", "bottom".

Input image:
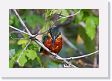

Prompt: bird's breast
[{"left": 44, "top": 37, "right": 62, "bottom": 54}]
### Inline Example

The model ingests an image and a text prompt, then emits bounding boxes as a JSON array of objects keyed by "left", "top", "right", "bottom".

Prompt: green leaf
[
  {"left": 25, "top": 50, "right": 37, "bottom": 60},
  {"left": 9, "top": 15, "right": 21, "bottom": 28},
  {"left": 25, "top": 49, "right": 42, "bottom": 66},
  {"left": 9, "top": 15, "right": 15, "bottom": 25},
  {"left": 9, "top": 20, "right": 13, "bottom": 25},
  {"left": 25, "top": 15, "right": 45, "bottom": 29},
  {"left": 78, "top": 26, "right": 95, "bottom": 53},
  {"left": 22, "top": 34, "right": 29, "bottom": 39},
  {"left": 28, "top": 41, "right": 39, "bottom": 51},
  {"left": 94, "top": 17, "right": 99, "bottom": 26},
  {"left": 61, "top": 9, "right": 69, "bottom": 16},
  {"left": 75, "top": 10, "right": 84, "bottom": 23},
  {"left": 85, "top": 16, "right": 97, "bottom": 40},
  {"left": 18, "top": 54, "right": 27, "bottom": 67},
  {"left": 9, "top": 57, "right": 15, "bottom": 68},
  {"left": 17, "top": 39, "right": 28, "bottom": 45},
  {"left": 9, "top": 49, "right": 15, "bottom": 58},
  {"left": 40, "top": 21, "right": 52, "bottom": 33}
]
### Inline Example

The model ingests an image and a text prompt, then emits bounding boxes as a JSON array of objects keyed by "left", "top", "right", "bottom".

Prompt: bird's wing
[{"left": 39, "top": 34, "right": 48, "bottom": 53}]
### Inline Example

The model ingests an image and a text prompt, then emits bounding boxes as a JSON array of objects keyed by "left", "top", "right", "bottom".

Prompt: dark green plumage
[{"left": 49, "top": 27, "right": 61, "bottom": 38}]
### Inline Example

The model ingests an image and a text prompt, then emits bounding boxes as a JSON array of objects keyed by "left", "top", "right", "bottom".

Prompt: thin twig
[
  {"left": 17, "top": 40, "right": 31, "bottom": 63},
  {"left": 13, "top": 9, "right": 32, "bottom": 35},
  {"left": 9, "top": 25, "right": 30, "bottom": 35},
  {"left": 33, "top": 10, "right": 81, "bottom": 36},
  {"left": 64, "top": 50, "right": 99, "bottom": 60},
  {"left": 57, "top": 9, "right": 81, "bottom": 21}
]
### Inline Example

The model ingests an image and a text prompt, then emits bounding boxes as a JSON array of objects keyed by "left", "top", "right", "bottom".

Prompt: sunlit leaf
[
  {"left": 25, "top": 49, "right": 42, "bottom": 66},
  {"left": 17, "top": 39, "right": 28, "bottom": 45},
  {"left": 40, "top": 21, "right": 53, "bottom": 33},
  {"left": 58, "top": 18, "right": 67, "bottom": 24},
  {"left": 75, "top": 10, "right": 84, "bottom": 23},
  {"left": 61, "top": 9, "right": 69, "bottom": 16},
  {"left": 18, "top": 54, "right": 27, "bottom": 67},
  {"left": 9, "top": 57, "right": 15, "bottom": 68},
  {"left": 85, "top": 16, "right": 97, "bottom": 40},
  {"left": 25, "top": 50, "right": 37, "bottom": 60}
]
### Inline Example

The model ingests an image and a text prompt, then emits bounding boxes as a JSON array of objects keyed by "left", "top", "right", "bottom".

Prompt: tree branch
[
  {"left": 34, "top": 40, "right": 77, "bottom": 68},
  {"left": 13, "top": 9, "right": 32, "bottom": 36},
  {"left": 63, "top": 50, "right": 99, "bottom": 60},
  {"left": 10, "top": 26, "right": 77, "bottom": 67},
  {"left": 10, "top": 25, "right": 30, "bottom": 35}
]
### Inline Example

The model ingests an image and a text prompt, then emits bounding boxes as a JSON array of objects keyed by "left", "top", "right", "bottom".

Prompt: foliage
[{"left": 9, "top": 9, "right": 99, "bottom": 68}]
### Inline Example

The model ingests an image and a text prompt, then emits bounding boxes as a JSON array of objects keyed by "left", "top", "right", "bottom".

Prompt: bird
[{"left": 40, "top": 27, "right": 63, "bottom": 55}]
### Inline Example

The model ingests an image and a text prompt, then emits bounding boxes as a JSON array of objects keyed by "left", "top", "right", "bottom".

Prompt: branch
[
  {"left": 58, "top": 9, "right": 81, "bottom": 21},
  {"left": 10, "top": 26, "right": 77, "bottom": 67},
  {"left": 13, "top": 9, "right": 32, "bottom": 36},
  {"left": 10, "top": 10, "right": 77, "bottom": 68},
  {"left": 17, "top": 40, "right": 31, "bottom": 63},
  {"left": 9, "top": 25, "right": 30, "bottom": 36},
  {"left": 34, "top": 9, "right": 81, "bottom": 36},
  {"left": 35, "top": 40, "right": 77, "bottom": 68},
  {"left": 9, "top": 25, "right": 36, "bottom": 38},
  {"left": 64, "top": 50, "right": 99, "bottom": 60}
]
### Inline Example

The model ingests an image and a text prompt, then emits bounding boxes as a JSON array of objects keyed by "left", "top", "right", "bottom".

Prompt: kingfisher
[{"left": 40, "top": 27, "right": 63, "bottom": 55}]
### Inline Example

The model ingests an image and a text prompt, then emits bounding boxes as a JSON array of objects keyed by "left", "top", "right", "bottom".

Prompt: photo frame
[{"left": 0, "top": 0, "right": 109, "bottom": 78}]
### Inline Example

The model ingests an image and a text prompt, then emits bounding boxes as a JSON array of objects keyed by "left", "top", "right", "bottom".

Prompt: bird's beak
[{"left": 52, "top": 36, "right": 56, "bottom": 46}]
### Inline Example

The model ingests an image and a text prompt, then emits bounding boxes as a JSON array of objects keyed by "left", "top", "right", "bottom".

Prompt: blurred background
[{"left": 9, "top": 9, "right": 99, "bottom": 68}]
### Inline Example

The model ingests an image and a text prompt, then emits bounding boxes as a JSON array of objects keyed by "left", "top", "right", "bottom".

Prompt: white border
[{"left": 0, "top": 0, "right": 109, "bottom": 78}]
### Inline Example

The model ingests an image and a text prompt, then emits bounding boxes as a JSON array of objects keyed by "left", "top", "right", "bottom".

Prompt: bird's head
[{"left": 48, "top": 27, "right": 61, "bottom": 46}]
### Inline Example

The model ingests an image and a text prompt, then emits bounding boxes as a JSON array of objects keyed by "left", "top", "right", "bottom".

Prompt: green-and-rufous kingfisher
[{"left": 40, "top": 27, "right": 63, "bottom": 55}]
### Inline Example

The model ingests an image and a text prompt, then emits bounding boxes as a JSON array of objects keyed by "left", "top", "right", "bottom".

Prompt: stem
[
  {"left": 57, "top": 9, "right": 81, "bottom": 21},
  {"left": 9, "top": 25, "right": 30, "bottom": 35},
  {"left": 64, "top": 50, "right": 99, "bottom": 60}
]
